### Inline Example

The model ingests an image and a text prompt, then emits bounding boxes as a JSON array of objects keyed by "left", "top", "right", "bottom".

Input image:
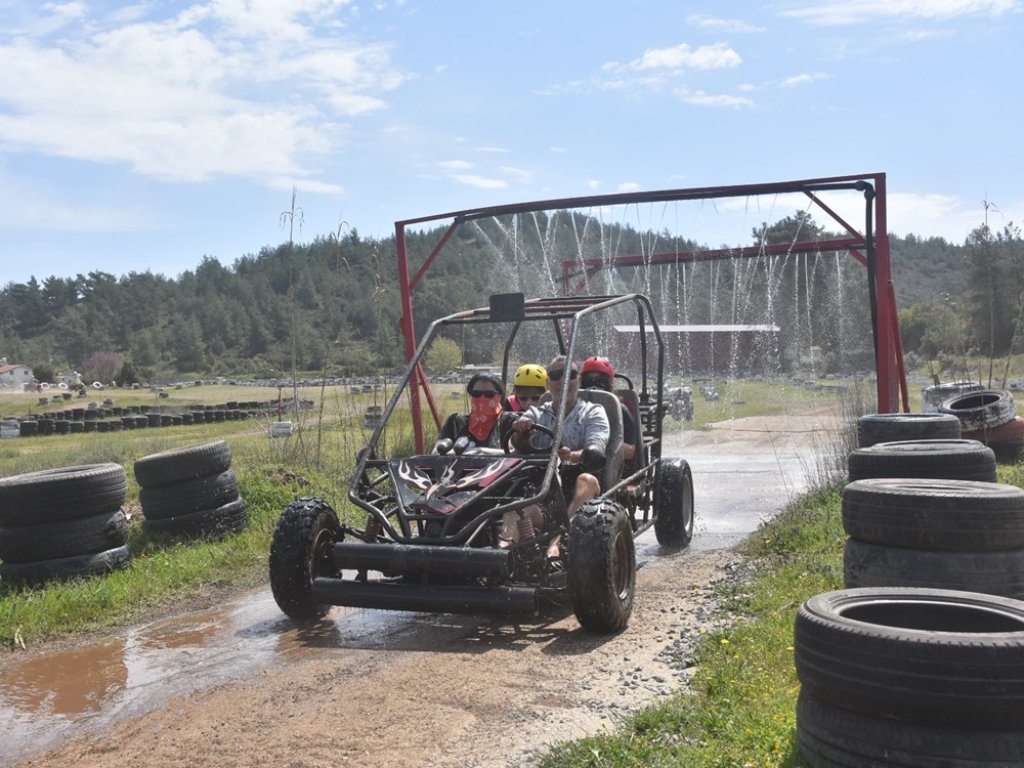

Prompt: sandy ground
[{"left": 6, "top": 409, "right": 838, "bottom": 768}]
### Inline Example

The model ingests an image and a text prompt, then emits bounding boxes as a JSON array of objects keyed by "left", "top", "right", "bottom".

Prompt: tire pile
[
  {"left": 795, "top": 411, "right": 1024, "bottom": 765},
  {"left": 0, "top": 464, "right": 131, "bottom": 585},
  {"left": 941, "top": 388, "right": 1024, "bottom": 457},
  {"left": 135, "top": 441, "right": 248, "bottom": 538}
]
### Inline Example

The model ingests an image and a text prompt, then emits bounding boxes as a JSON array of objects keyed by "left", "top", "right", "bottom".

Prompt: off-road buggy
[{"left": 269, "top": 293, "right": 694, "bottom": 633}]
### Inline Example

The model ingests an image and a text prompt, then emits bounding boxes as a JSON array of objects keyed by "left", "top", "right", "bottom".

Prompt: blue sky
[{"left": 0, "top": 0, "right": 1021, "bottom": 286}]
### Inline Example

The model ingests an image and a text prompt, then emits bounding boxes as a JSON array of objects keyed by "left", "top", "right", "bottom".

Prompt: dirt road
[{"left": 4, "top": 408, "right": 840, "bottom": 768}]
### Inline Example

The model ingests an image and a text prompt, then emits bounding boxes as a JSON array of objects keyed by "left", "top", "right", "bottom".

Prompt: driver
[
  {"left": 506, "top": 355, "right": 609, "bottom": 555},
  {"left": 435, "top": 373, "right": 516, "bottom": 454}
]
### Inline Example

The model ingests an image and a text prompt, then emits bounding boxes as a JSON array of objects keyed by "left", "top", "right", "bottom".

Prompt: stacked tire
[
  {"left": 795, "top": 588, "right": 1024, "bottom": 765},
  {"left": 848, "top": 439, "right": 997, "bottom": 483},
  {"left": 940, "top": 389, "right": 1024, "bottom": 457},
  {"left": 0, "top": 464, "right": 131, "bottom": 585},
  {"left": 134, "top": 441, "right": 248, "bottom": 538},
  {"left": 855, "top": 412, "right": 960, "bottom": 448},
  {"left": 842, "top": 477, "right": 1024, "bottom": 598}
]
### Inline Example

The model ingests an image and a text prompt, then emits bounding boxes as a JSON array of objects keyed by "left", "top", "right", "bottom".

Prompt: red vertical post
[
  {"left": 872, "top": 174, "right": 902, "bottom": 413},
  {"left": 395, "top": 223, "right": 426, "bottom": 452}
]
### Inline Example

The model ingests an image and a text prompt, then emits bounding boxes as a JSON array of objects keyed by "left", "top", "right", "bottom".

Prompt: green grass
[{"left": 665, "top": 379, "right": 846, "bottom": 432}]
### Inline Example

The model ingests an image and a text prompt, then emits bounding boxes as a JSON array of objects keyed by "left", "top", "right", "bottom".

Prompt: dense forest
[{"left": 0, "top": 209, "right": 1020, "bottom": 384}]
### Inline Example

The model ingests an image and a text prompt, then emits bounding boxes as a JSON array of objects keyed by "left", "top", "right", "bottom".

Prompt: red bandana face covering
[{"left": 468, "top": 395, "right": 502, "bottom": 442}]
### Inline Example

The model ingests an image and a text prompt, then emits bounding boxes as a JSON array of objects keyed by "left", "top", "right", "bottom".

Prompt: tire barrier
[
  {"left": 855, "top": 412, "right": 960, "bottom": 448},
  {"left": 0, "top": 464, "right": 130, "bottom": 585},
  {"left": 847, "top": 439, "right": 996, "bottom": 483},
  {"left": 135, "top": 441, "right": 247, "bottom": 538},
  {"left": 939, "top": 389, "right": 1018, "bottom": 432},
  {"left": 921, "top": 380, "right": 983, "bottom": 413},
  {"left": 795, "top": 588, "right": 1024, "bottom": 767},
  {"left": 0, "top": 399, "right": 284, "bottom": 440}
]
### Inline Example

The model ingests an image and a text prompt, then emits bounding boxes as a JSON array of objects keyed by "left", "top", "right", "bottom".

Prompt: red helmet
[
  {"left": 581, "top": 356, "right": 614, "bottom": 381},
  {"left": 581, "top": 356, "right": 614, "bottom": 378}
]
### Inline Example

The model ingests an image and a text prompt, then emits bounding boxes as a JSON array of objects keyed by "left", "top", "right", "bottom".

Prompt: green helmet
[{"left": 513, "top": 363, "right": 547, "bottom": 388}]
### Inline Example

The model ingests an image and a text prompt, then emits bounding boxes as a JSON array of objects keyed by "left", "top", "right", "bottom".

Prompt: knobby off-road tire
[
  {"left": 0, "top": 544, "right": 131, "bottom": 586},
  {"left": 566, "top": 500, "right": 636, "bottom": 633},
  {"left": 856, "top": 412, "right": 961, "bottom": 448},
  {"left": 143, "top": 497, "right": 248, "bottom": 539},
  {"left": 0, "top": 508, "right": 129, "bottom": 563},
  {"left": 940, "top": 389, "right": 1018, "bottom": 432},
  {"left": 843, "top": 538, "right": 1024, "bottom": 598},
  {"left": 653, "top": 458, "right": 694, "bottom": 547},
  {"left": 0, "top": 463, "right": 128, "bottom": 526},
  {"left": 794, "top": 587, "right": 1024, "bottom": 730},
  {"left": 796, "top": 689, "right": 1024, "bottom": 768},
  {"left": 269, "top": 497, "right": 342, "bottom": 620},
  {"left": 847, "top": 439, "right": 997, "bottom": 483},
  {"left": 133, "top": 440, "right": 232, "bottom": 489},
  {"left": 842, "top": 478, "right": 1024, "bottom": 551},
  {"left": 139, "top": 469, "right": 240, "bottom": 519}
]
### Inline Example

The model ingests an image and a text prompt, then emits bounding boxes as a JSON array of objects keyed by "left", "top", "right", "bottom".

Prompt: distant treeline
[{"left": 1, "top": 209, "right": 1014, "bottom": 383}]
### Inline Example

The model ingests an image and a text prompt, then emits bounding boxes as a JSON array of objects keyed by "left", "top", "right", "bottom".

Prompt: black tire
[
  {"left": 796, "top": 689, "right": 1024, "bottom": 768},
  {"left": 794, "top": 587, "right": 1024, "bottom": 729},
  {"left": 269, "top": 497, "right": 341, "bottom": 620},
  {"left": 0, "top": 544, "right": 131, "bottom": 586},
  {"left": 940, "top": 389, "right": 1018, "bottom": 431},
  {"left": 0, "top": 463, "right": 128, "bottom": 526},
  {"left": 18, "top": 420, "right": 38, "bottom": 437},
  {"left": 847, "top": 439, "right": 996, "bottom": 483},
  {"left": 856, "top": 412, "right": 961, "bottom": 448},
  {"left": 566, "top": 500, "right": 636, "bottom": 633},
  {"left": 133, "top": 441, "right": 232, "bottom": 489},
  {"left": 843, "top": 538, "right": 1024, "bottom": 598},
  {"left": 842, "top": 478, "right": 1024, "bottom": 551},
  {"left": 653, "top": 458, "right": 694, "bottom": 547},
  {"left": 139, "top": 469, "right": 240, "bottom": 520},
  {"left": 143, "top": 497, "right": 248, "bottom": 538},
  {"left": 0, "top": 508, "right": 129, "bottom": 563}
]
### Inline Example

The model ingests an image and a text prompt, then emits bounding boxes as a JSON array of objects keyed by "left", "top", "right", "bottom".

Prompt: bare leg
[{"left": 548, "top": 473, "right": 600, "bottom": 557}]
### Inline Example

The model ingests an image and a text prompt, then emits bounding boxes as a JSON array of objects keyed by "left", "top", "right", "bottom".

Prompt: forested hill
[{"left": 0, "top": 220, "right": 971, "bottom": 383}]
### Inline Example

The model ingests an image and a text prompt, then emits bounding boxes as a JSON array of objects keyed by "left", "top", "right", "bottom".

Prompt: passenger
[
  {"left": 580, "top": 356, "right": 637, "bottom": 465},
  {"left": 435, "top": 373, "right": 516, "bottom": 455},
  {"left": 506, "top": 363, "right": 547, "bottom": 412},
  {"left": 506, "top": 355, "right": 609, "bottom": 555}
]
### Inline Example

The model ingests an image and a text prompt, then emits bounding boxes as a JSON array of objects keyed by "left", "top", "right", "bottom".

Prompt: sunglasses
[
  {"left": 580, "top": 372, "right": 610, "bottom": 389},
  {"left": 516, "top": 393, "right": 544, "bottom": 402},
  {"left": 469, "top": 389, "right": 499, "bottom": 398},
  {"left": 546, "top": 368, "right": 578, "bottom": 382}
]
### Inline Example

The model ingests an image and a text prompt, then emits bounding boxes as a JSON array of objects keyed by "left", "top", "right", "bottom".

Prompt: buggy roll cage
[{"left": 347, "top": 293, "right": 665, "bottom": 546}]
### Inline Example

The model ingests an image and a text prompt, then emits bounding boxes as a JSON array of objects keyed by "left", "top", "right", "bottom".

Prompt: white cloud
[
  {"left": 438, "top": 160, "right": 473, "bottom": 171},
  {"left": 617, "top": 182, "right": 642, "bottom": 193},
  {"left": 451, "top": 174, "right": 507, "bottom": 190},
  {"left": 500, "top": 166, "right": 533, "bottom": 184},
  {"left": 686, "top": 14, "right": 766, "bottom": 33},
  {"left": 0, "top": 1, "right": 402, "bottom": 187},
  {"left": 781, "top": 72, "right": 830, "bottom": 87},
  {"left": 629, "top": 42, "right": 742, "bottom": 71},
  {"left": 782, "top": 0, "right": 1018, "bottom": 26},
  {"left": 477, "top": 146, "right": 510, "bottom": 153},
  {"left": 676, "top": 88, "right": 754, "bottom": 108}
]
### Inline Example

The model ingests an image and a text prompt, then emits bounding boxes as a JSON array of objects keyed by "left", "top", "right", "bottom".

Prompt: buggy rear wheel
[
  {"left": 654, "top": 458, "right": 694, "bottom": 547},
  {"left": 566, "top": 500, "right": 635, "bottom": 633},
  {"left": 270, "top": 497, "right": 341, "bottom": 620}
]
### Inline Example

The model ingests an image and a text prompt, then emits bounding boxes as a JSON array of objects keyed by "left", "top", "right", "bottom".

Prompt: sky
[{"left": 0, "top": 0, "right": 1022, "bottom": 286}]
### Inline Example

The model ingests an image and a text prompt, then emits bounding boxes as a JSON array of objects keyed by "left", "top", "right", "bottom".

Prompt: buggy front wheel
[
  {"left": 566, "top": 500, "right": 636, "bottom": 633},
  {"left": 269, "top": 497, "right": 341, "bottom": 620},
  {"left": 654, "top": 458, "right": 694, "bottom": 547}
]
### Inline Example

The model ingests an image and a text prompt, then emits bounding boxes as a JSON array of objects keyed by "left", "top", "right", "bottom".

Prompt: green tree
[{"left": 424, "top": 336, "right": 462, "bottom": 373}]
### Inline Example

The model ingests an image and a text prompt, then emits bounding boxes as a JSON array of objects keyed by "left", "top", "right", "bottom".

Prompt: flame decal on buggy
[{"left": 392, "top": 456, "right": 522, "bottom": 515}]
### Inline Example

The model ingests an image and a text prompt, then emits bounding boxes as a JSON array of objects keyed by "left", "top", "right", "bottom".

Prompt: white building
[{"left": 0, "top": 363, "right": 34, "bottom": 388}]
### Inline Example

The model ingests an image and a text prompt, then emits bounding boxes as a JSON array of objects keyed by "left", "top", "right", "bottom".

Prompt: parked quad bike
[{"left": 270, "top": 293, "right": 695, "bottom": 633}]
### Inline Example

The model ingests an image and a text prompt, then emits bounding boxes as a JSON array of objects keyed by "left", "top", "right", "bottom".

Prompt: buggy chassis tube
[
  {"left": 329, "top": 541, "right": 514, "bottom": 580},
  {"left": 310, "top": 579, "right": 538, "bottom": 615}
]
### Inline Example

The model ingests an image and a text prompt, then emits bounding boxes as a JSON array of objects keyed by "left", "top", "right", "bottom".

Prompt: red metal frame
[{"left": 395, "top": 173, "right": 908, "bottom": 452}]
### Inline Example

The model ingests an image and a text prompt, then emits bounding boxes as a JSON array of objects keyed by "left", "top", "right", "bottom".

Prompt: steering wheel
[{"left": 502, "top": 422, "right": 556, "bottom": 456}]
